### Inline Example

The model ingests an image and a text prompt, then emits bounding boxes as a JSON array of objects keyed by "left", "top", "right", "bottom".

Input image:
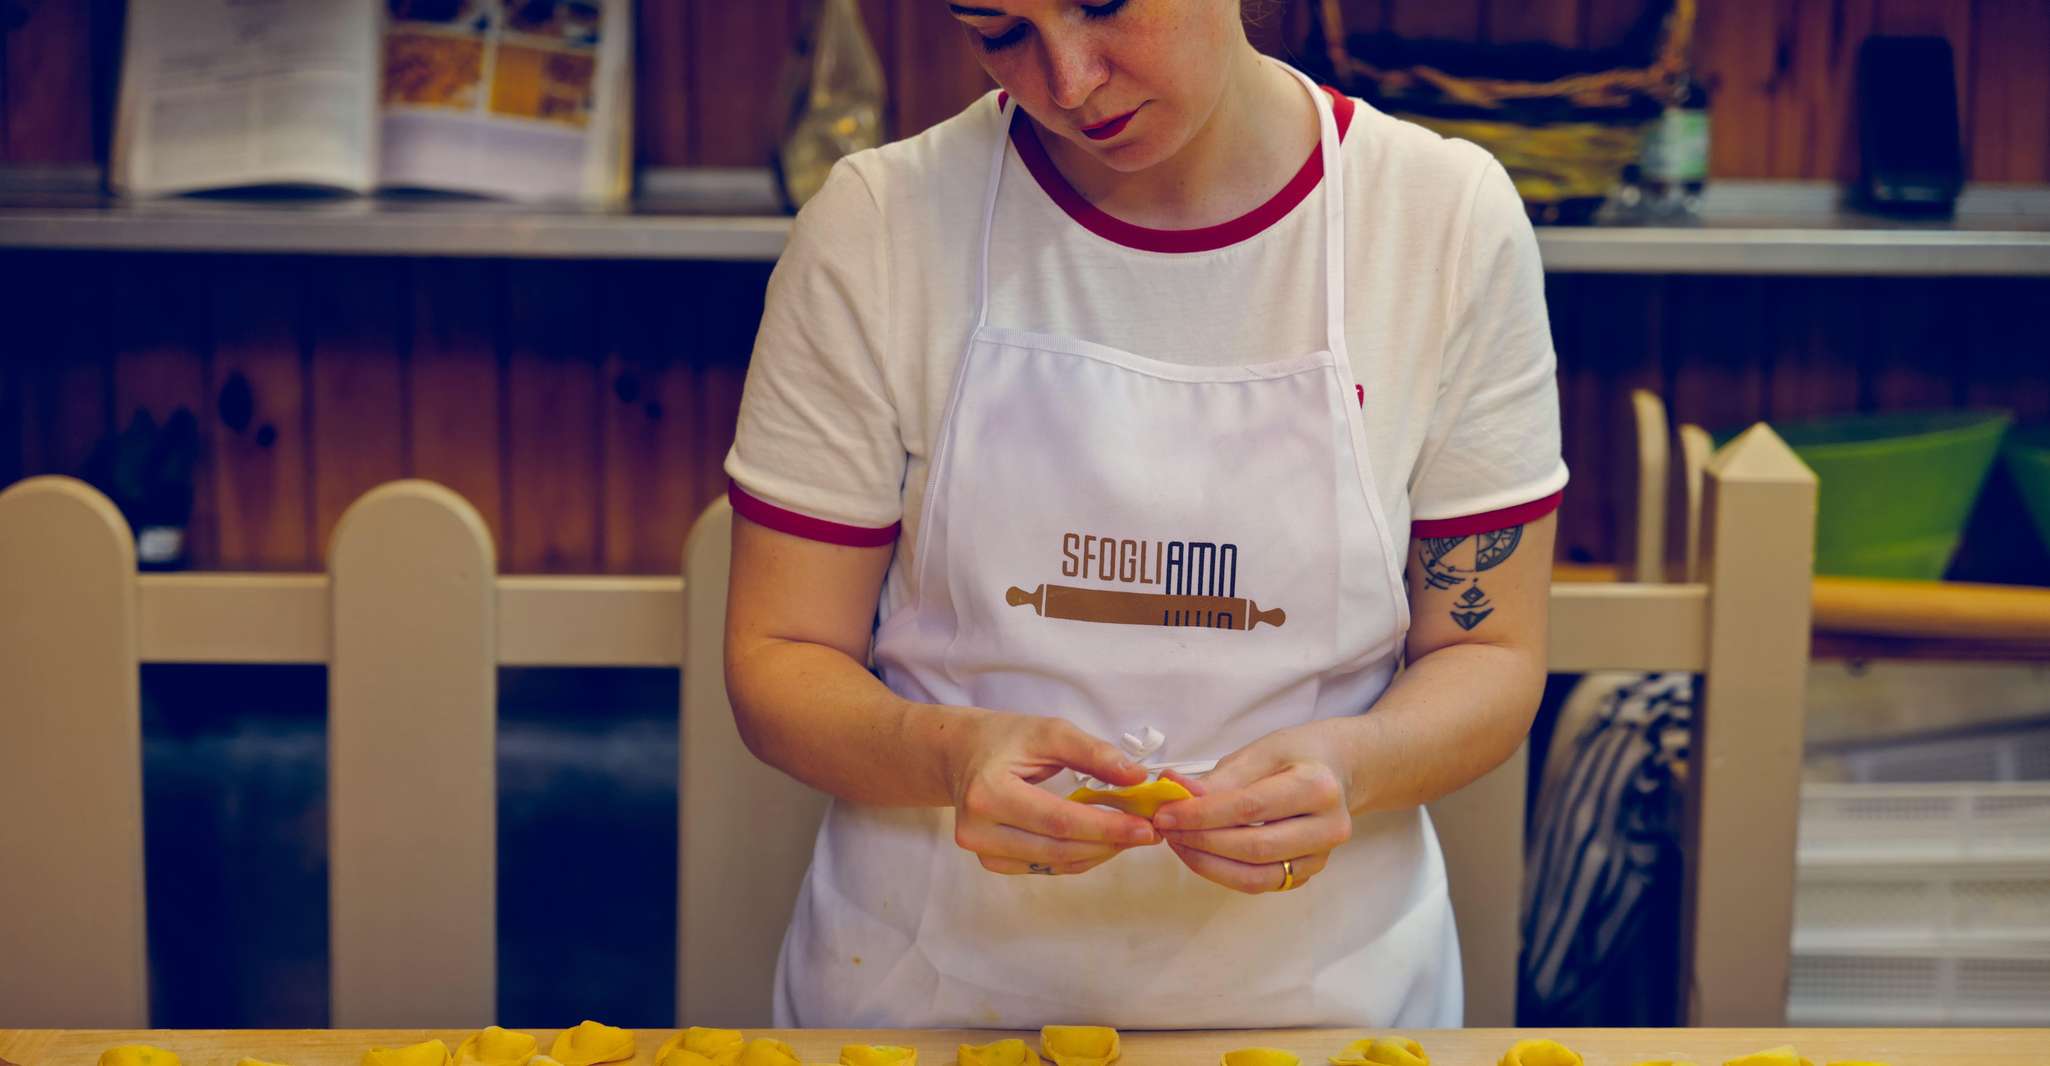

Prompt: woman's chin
[{"left": 1072, "top": 131, "right": 1177, "bottom": 174}]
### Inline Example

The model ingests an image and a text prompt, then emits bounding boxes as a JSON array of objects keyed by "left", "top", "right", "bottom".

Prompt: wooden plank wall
[
  {"left": 0, "top": 253, "right": 765, "bottom": 573},
  {"left": 3, "top": 1, "right": 2049, "bottom": 572}
]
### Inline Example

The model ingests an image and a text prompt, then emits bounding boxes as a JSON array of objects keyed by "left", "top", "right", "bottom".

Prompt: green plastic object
[
  {"left": 1738, "top": 410, "right": 2012, "bottom": 580},
  {"left": 2005, "top": 425, "right": 2050, "bottom": 555}
]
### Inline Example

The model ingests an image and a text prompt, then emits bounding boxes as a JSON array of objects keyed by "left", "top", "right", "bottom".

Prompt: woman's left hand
[{"left": 1151, "top": 721, "right": 1355, "bottom": 895}]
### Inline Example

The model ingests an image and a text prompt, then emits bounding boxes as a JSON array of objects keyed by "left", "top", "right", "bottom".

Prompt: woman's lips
[{"left": 1082, "top": 107, "right": 1139, "bottom": 141}]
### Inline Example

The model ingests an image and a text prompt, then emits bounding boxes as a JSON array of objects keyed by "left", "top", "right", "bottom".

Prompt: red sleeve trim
[
  {"left": 1412, "top": 490, "right": 1564, "bottom": 538},
  {"left": 729, "top": 482, "right": 901, "bottom": 548}
]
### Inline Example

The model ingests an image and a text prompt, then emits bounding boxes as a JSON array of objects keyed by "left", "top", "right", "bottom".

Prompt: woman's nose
[{"left": 1040, "top": 30, "right": 1108, "bottom": 112}]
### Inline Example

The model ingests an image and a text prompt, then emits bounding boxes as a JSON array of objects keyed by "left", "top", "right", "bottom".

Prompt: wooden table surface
[{"left": 2, "top": 1029, "right": 2044, "bottom": 1066}]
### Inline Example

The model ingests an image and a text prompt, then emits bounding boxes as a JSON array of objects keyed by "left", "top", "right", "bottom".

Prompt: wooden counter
[{"left": 2, "top": 1029, "right": 2042, "bottom": 1066}]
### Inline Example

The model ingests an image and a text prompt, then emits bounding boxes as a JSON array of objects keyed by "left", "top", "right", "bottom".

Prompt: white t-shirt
[{"left": 726, "top": 72, "right": 1568, "bottom": 622}]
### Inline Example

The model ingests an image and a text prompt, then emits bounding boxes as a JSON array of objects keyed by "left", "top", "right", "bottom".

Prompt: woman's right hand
[{"left": 946, "top": 711, "right": 1162, "bottom": 876}]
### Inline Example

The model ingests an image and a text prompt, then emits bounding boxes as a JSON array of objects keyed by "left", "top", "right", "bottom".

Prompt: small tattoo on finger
[{"left": 1028, "top": 863, "right": 1055, "bottom": 875}]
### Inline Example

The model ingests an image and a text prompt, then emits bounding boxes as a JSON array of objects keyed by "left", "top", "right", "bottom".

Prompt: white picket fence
[{"left": 0, "top": 425, "right": 1817, "bottom": 1030}]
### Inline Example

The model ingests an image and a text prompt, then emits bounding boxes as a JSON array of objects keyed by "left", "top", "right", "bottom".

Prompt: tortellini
[
  {"left": 1721, "top": 1048, "right": 1887, "bottom": 1066},
  {"left": 457, "top": 1029, "right": 537, "bottom": 1066},
  {"left": 101, "top": 1047, "right": 181, "bottom": 1066},
  {"left": 737, "top": 1040, "right": 801, "bottom": 1066},
  {"left": 364, "top": 1041, "right": 453, "bottom": 1066},
  {"left": 550, "top": 1022, "right": 634, "bottom": 1066},
  {"left": 840, "top": 1047, "right": 916, "bottom": 1066},
  {"left": 1222, "top": 1050, "right": 1298, "bottom": 1066},
  {"left": 1039, "top": 1027, "right": 1120, "bottom": 1066},
  {"left": 1723, "top": 1050, "right": 1811, "bottom": 1066},
  {"left": 958, "top": 1041, "right": 1035, "bottom": 1066},
  {"left": 1330, "top": 1039, "right": 1428, "bottom": 1066},
  {"left": 658, "top": 1029, "right": 747, "bottom": 1066},
  {"left": 1065, "top": 780, "right": 1192, "bottom": 818},
  {"left": 1497, "top": 1040, "right": 1582, "bottom": 1066}
]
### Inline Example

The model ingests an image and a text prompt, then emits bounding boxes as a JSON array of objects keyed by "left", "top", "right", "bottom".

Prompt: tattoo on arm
[
  {"left": 1421, "top": 535, "right": 1467, "bottom": 590},
  {"left": 1475, "top": 526, "right": 1522, "bottom": 571},
  {"left": 1419, "top": 524, "right": 1526, "bottom": 631}
]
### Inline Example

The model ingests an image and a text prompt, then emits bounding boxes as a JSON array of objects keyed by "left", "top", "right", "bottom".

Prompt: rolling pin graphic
[{"left": 1006, "top": 583, "right": 1286, "bottom": 631}]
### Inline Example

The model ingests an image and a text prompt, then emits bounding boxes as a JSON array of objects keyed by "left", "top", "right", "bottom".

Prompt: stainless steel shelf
[
  {"left": 1541, "top": 183, "right": 2050, "bottom": 275},
  {"left": 0, "top": 167, "right": 794, "bottom": 262},
  {"left": 0, "top": 199, "right": 794, "bottom": 261},
  {"left": 1538, "top": 225, "right": 2050, "bottom": 276},
  {"left": 4, "top": 171, "right": 2049, "bottom": 275}
]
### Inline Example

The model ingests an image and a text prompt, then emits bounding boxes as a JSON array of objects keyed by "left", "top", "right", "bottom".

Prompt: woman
[{"left": 723, "top": 0, "right": 1566, "bottom": 1029}]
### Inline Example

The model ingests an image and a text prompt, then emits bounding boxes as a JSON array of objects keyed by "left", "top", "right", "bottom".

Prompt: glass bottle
[{"left": 773, "top": 0, "right": 886, "bottom": 211}]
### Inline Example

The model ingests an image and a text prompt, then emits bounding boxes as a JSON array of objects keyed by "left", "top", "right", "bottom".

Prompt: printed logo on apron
[{"left": 1009, "top": 532, "right": 1286, "bottom": 632}]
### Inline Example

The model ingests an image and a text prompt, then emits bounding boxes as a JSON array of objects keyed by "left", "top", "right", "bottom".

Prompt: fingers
[
  {"left": 1153, "top": 762, "right": 1341, "bottom": 832},
  {"left": 1162, "top": 810, "right": 1350, "bottom": 865},
  {"left": 956, "top": 820, "right": 1127, "bottom": 867},
  {"left": 1040, "top": 718, "right": 1148, "bottom": 787},
  {"left": 1166, "top": 839, "right": 1332, "bottom": 894},
  {"left": 975, "top": 853, "right": 1118, "bottom": 877},
  {"left": 960, "top": 772, "right": 1157, "bottom": 846},
  {"left": 1001, "top": 773, "right": 1159, "bottom": 844}
]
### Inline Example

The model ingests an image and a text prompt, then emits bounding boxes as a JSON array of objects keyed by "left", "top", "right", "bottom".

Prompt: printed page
[
  {"left": 111, "top": 0, "right": 382, "bottom": 196},
  {"left": 377, "top": 0, "right": 633, "bottom": 204}
]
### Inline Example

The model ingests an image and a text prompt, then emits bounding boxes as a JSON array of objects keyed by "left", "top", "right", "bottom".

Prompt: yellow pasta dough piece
[
  {"left": 1723, "top": 1049, "right": 1813, "bottom": 1066},
  {"left": 239, "top": 1058, "right": 292, "bottom": 1066},
  {"left": 839, "top": 1048, "right": 916, "bottom": 1066},
  {"left": 1330, "top": 1039, "right": 1428, "bottom": 1066},
  {"left": 457, "top": 1029, "right": 538, "bottom": 1066},
  {"left": 1497, "top": 1040, "right": 1581, "bottom": 1066},
  {"left": 958, "top": 1040, "right": 1035, "bottom": 1066},
  {"left": 658, "top": 1028, "right": 746, "bottom": 1066},
  {"left": 1039, "top": 1026, "right": 1120, "bottom": 1066},
  {"left": 737, "top": 1041, "right": 800, "bottom": 1066},
  {"left": 1065, "top": 779, "right": 1193, "bottom": 818},
  {"left": 101, "top": 1046, "right": 181, "bottom": 1066},
  {"left": 364, "top": 1040, "right": 454, "bottom": 1066},
  {"left": 551, "top": 1022, "right": 635, "bottom": 1066},
  {"left": 1222, "top": 1050, "right": 1299, "bottom": 1066}
]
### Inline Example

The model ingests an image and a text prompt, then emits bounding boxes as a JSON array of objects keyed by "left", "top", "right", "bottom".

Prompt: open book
[{"left": 111, "top": 0, "right": 633, "bottom": 205}]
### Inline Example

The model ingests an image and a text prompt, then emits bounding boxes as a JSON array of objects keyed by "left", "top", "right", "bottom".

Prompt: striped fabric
[{"left": 1520, "top": 672, "right": 1695, "bottom": 1025}]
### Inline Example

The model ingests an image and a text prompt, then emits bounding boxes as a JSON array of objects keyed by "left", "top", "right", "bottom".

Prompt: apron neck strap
[
  {"left": 973, "top": 93, "right": 1015, "bottom": 332},
  {"left": 1285, "top": 61, "right": 1350, "bottom": 360}
]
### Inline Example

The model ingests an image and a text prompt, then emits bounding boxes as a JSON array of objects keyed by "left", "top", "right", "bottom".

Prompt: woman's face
[{"left": 947, "top": 0, "right": 1243, "bottom": 173}]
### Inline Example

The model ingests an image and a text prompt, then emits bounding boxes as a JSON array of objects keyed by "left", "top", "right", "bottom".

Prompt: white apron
[{"left": 773, "top": 66, "right": 1462, "bottom": 1030}]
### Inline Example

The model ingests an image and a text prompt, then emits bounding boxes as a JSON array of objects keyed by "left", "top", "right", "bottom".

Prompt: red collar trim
[{"left": 997, "top": 87, "right": 1356, "bottom": 254}]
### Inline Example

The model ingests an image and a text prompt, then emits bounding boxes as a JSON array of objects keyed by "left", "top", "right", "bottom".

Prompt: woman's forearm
[
  {"left": 726, "top": 635, "right": 986, "bottom": 808},
  {"left": 1335, "top": 641, "right": 1546, "bottom": 816}
]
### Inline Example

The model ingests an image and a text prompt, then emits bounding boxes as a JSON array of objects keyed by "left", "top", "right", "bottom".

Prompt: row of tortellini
[
  {"left": 1227, "top": 1037, "right": 1891, "bottom": 1066},
  {"left": 95, "top": 1030, "right": 1889, "bottom": 1066},
  {"left": 1498, "top": 1039, "right": 1892, "bottom": 1066},
  {"left": 91, "top": 1026, "right": 1094, "bottom": 1066},
  {"left": 97, "top": 1026, "right": 921, "bottom": 1066}
]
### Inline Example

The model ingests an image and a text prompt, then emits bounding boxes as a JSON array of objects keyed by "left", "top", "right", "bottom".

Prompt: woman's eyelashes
[
  {"left": 977, "top": 0, "right": 1129, "bottom": 53},
  {"left": 977, "top": 22, "right": 1030, "bottom": 51}
]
